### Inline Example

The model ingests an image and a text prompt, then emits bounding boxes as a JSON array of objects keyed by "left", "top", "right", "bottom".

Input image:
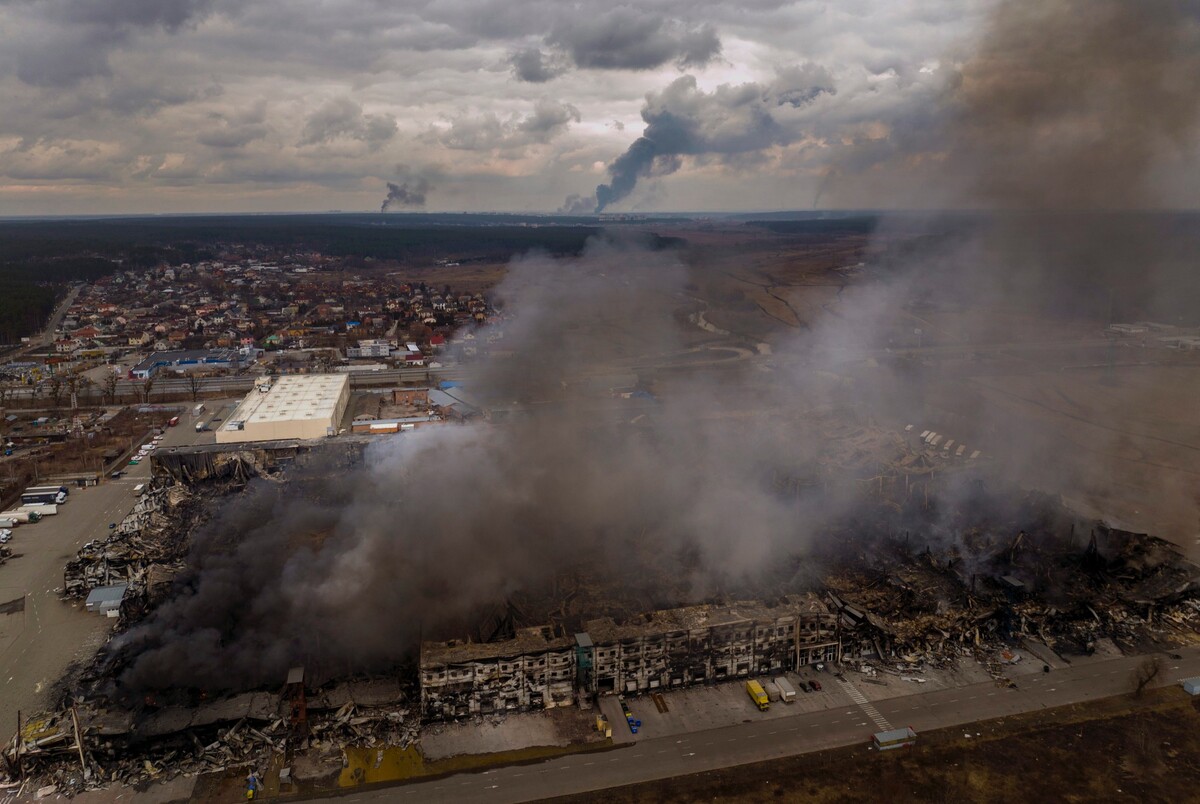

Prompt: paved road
[
  {"left": 4, "top": 365, "right": 474, "bottom": 401},
  {"left": 0, "top": 419, "right": 205, "bottom": 731},
  {"left": 0, "top": 284, "right": 83, "bottom": 362},
  {"left": 340, "top": 647, "right": 1200, "bottom": 804}
]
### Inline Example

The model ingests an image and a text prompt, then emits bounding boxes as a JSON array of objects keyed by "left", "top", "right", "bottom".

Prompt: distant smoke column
[
  {"left": 380, "top": 178, "right": 431, "bottom": 212},
  {"left": 594, "top": 138, "right": 659, "bottom": 212}
]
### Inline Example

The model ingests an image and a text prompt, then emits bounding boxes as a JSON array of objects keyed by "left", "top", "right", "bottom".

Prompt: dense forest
[
  {"left": 0, "top": 278, "right": 57, "bottom": 344},
  {"left": 0, "top": 215, "right": 621, "bottom": 264}
]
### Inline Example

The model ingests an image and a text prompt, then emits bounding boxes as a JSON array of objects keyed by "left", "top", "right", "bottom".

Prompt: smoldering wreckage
[{"left": 5, "top": 427, "right": 1200, "bottom": 797}]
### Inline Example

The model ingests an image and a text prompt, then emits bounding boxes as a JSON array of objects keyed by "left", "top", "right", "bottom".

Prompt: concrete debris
[
  {"left": 3, "top": 683, "right": 418, "bottom": 792},
  {"left": 62, "top": 486, "right": 190, "bottom": 600}
]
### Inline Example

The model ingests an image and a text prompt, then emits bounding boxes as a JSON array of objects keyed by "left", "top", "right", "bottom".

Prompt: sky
[{"left": 0, "top": 0, "right": 1196, "bottom": 215}]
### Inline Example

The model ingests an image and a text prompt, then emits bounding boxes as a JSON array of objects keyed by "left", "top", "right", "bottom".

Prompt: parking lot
[
  {"left": 600, "top": 668, "right": 852, "bottom": 743},
  {"left": 0, "top": 404, "right": 220, "bottom": 729}
]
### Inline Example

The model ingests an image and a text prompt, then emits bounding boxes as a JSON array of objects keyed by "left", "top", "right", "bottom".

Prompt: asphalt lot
[
  {"left": 341, "top": 646, "right": 1200, "bottom": 804},
  {"left": 0, "top": 408, "right": 212, "bottom": 731}
]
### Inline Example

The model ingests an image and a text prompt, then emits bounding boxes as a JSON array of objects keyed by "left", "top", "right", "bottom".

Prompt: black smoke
[
  {"left": 114, "top": 234, "right": 844, "bottom": 692},
  {"left": 591, "top": 67, "right": 836, "bottom": 212},
  {"left": 380, "top": 177, "right": 431, "bottom": 212}
]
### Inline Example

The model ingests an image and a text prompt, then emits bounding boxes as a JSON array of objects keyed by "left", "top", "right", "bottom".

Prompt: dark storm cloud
[
  {"left": 548, "top": 8, "right": 721, "bottom": 71},
  {"left": 299, "top": 97, "right": 398, "bottom": 149},
  {"left": 197, "top": 103, "right": 270, "bottom": 149},
  {"left": 9, "top": 0, "right": 217, "bottom": 87},
  {"left": 438, "top": 100, "right": 580, "bottom": 152},
  {"left": 593, "top": 66, "right": 837, "bottom": 210},
  {"left": 509, "top": 46, "right": 569, "bottom": 82}
]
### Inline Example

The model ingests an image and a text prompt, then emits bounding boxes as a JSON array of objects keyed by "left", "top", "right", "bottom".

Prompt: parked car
[{"left": 808, "top": 679, "right": 822, "bottom": 692}]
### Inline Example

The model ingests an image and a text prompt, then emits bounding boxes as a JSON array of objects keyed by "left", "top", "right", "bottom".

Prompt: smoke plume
[
  {"left": 116, "top": 0, "right": 1200, "bottom": 694},
  {"left": 590, "top": 66, "right": 836, "bottom": 212},
  {"left": 380, "top": 175, "right": 431, "bottom": 212},
  {"left": 816, "top": 0, "right": 1200, "bottom": 550},
  {"left": 117, "top": 234, "right": 844, "bottom": 692}
]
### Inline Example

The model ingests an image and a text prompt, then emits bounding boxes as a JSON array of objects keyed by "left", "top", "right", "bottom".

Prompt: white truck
[
  {"left": 19, "top": 504, "right": 56, "bottom": 516},
  {"left": 774, "top": 677, "right": 797, "bottom": 703},
  {"left": 1, "top": 510, "right": 41, "bottom": 523},
  {"left": 0, "top": 518, "right": 18, "bottom": 529}
]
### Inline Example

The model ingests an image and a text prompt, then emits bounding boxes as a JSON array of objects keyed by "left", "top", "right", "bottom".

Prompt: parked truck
[
  {"left": 1, "top": 510, "right": 41, "bottom": 523},
  {"left": 21, "top": 485, "right": 67, "bottom": 505},
  {"left": 746, "top": 679, "right": 770, "bottom": 711},
  {"left": 0, "top": 518, "right": 18, "bottom": 529},
  {"left": 19, "top": 504, "right": 56, "bottom": 516},
  {"left": 774, "top": 677, "right": 797, "bottom": 703}
]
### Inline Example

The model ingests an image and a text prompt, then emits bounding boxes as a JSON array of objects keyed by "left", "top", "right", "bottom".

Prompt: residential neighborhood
[{"left": 1, "top": 252, "right": 503, "bottom": 396}]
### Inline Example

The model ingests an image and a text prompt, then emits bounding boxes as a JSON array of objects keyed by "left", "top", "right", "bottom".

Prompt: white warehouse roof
[{"left": 216, "top": 374, "right": 350, "bottom": 443}]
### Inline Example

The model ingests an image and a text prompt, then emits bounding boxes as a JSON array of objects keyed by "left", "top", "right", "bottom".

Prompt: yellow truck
[{"left": 746, "top": 679, "right": 770, "bottom": 711}]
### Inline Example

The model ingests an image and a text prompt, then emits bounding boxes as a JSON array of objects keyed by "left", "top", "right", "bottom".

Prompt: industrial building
[
  {"left": 130, "top": 349, "right": 243, "bottom": 379},
  {"left": 419, "top": 594, "right": 842, "bottom": 720},
  {"left": 215, "top": 374, "right": 350, "bottom": 443}
]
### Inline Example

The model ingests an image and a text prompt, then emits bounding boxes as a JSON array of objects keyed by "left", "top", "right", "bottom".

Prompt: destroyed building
[{"left": 419, "top": 594, "right": 840, "bottom": 719}]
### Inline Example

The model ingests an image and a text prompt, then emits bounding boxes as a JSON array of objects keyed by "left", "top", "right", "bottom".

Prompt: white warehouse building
[{"left": 215, "top": 374, "right": 351, "bottom": 443}]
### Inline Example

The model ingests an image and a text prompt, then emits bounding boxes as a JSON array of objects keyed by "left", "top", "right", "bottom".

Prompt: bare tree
[
  {"left": 1131, "top": 655, "right": 1163, "bottom": 698},
  {"left": 140, "top": 375, "right": 155, "bottom": 404},
  {"left": 186, "top": 373, "right": 206, "bottom": 402},
  {"left": 47, "top": 375, "right": 63, "bottom": 407},
  {"left": 64, "top": 371, "right": 92, "bottom": 410},
  {"left": 102, "top": 373, "right": 119, "bottom": 404}
]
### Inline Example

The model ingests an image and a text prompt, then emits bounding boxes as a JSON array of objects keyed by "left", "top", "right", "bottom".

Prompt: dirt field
[{"left": 541, "top": 687, "right": 1200, "bottom": 804}]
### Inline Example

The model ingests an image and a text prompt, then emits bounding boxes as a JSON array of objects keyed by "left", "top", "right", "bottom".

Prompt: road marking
[{"left": 838, "top": 677, "right": 893, "bottom": 731}]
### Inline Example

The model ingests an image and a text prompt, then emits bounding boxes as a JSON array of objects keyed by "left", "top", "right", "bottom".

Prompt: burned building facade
[{"left": 420, "top": 594, "right": 840, "bottom": 720}]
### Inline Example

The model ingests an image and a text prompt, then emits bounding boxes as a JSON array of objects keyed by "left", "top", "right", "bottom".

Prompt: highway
[
  {"left": 341, "top": 647, "right": 1200, "bottom": 803},
  {"left": 0, "top": 416, "right": 207, "bottom": 731}
]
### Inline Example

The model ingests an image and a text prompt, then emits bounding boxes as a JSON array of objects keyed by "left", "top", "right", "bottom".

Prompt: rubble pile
[
  {"left": 61, "top": 486, "right": 190, "bottom": 598},
  {"left": 2, "top": 682, "right": 418, "bottom": 792},
  {"left": 826, "top": 506, "right": 1200, "bottom": 675}
]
